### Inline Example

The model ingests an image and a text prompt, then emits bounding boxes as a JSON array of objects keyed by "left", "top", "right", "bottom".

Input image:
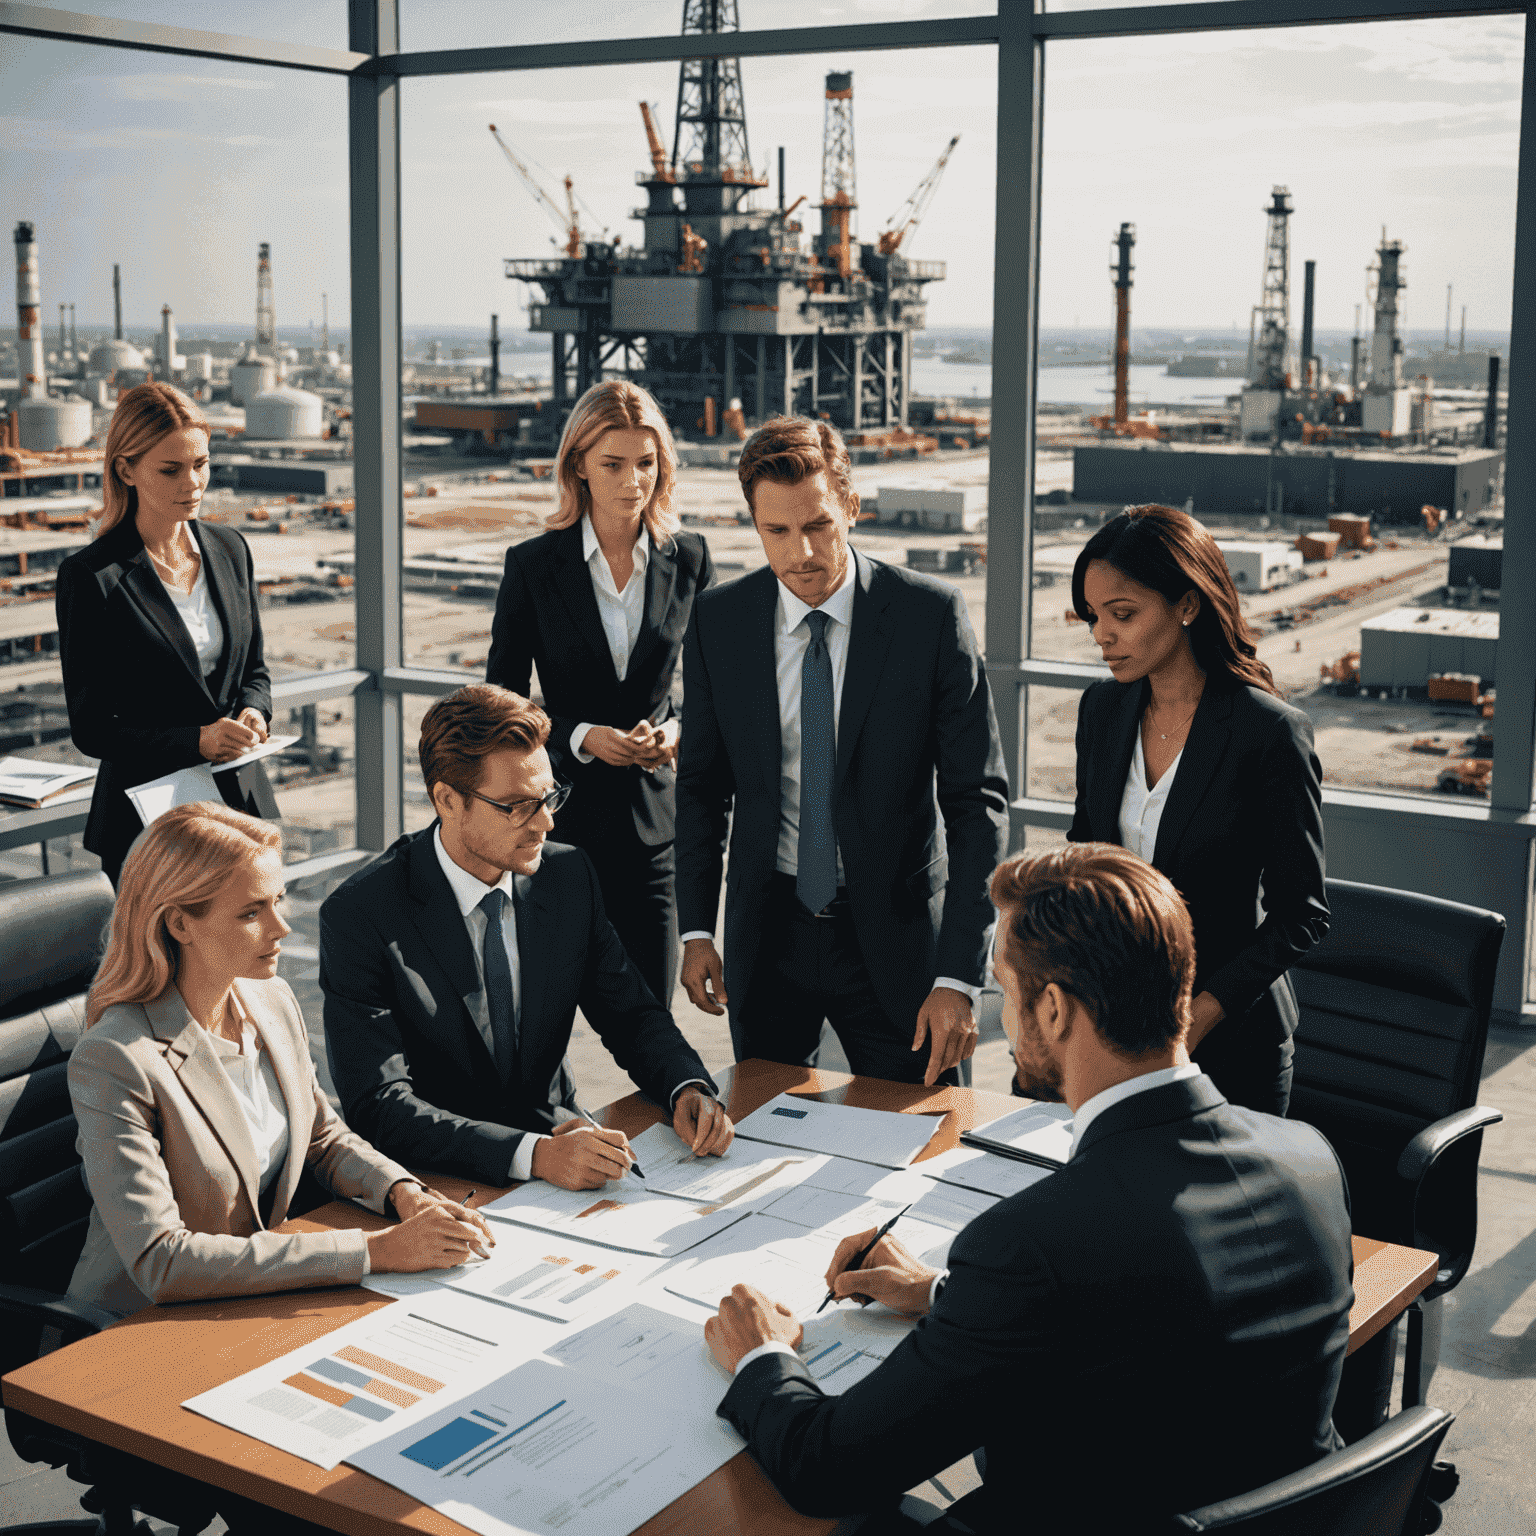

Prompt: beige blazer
[{"left": 67, "top": 975, "right": 417, "bottom": 1318}]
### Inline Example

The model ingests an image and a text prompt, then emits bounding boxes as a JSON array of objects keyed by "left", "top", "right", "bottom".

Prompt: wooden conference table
[{"left": 4, "top": 1060, "right": 1439, "bottom": 1536}]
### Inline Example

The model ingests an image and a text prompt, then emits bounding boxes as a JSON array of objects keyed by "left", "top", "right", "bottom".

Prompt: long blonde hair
[
  {"left": 99, "top": 381, "right": 208, "bottom": 534},
  {"left": 87, "top": 803, "right": 282, "bottom": 1026},
  {"left": 549, "top": 380, "right": 680, "bottom": 544}
]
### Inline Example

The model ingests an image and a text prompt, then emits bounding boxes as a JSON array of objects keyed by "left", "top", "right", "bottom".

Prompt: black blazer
[
  {"left": 676, "top": 550, "right": 1009, "bottom": 1029},
  {"left": 54, "top": 517, "right": 273, "bottom": 873},
  {"left": 317, "top": 827, "right": 717, "bottom": 1186},
  {"left": 719, "top": 1075, "right": 1355, "bottom": 1532},
  {"left": 1068, "top": 676, "right": 1329, "bottom": 1026},
  {"left": 485, "top": 523, "right": 714, "bottom": 846}
]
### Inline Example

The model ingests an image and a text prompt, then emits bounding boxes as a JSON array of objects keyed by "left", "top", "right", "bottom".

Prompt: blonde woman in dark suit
[{"left": 67, "top": 802, "right": 493, "bottom": 1319}]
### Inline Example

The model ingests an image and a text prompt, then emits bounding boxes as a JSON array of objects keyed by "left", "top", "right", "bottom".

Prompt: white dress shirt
[
  {"left": 158, "top": 562, "right": 224, "bottom": 675},
  {"left": 571, "top": 516, "right": 651, "bottom": 763},
  {"left": 1118, "top": 731, "right": 1183, "bottom": 863},
  {"left": 205, "top": 999, "right": 289, "bottom": 1195},
  {"left": 1068, "top": 1063, "right": 1205, "bottom": 1159},
  {"left": 432, "top": 828, "right": 544, "bottom": 1183},
  {"left": 681, "top": 555, "right": 978, "bottom": 1003}
]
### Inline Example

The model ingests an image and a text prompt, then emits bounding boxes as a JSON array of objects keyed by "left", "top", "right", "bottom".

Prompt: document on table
[
  {"left": 658, "top": 1211, "right": 845, "bottom": 1319},
  {"left": 362, "top": 1226, "right": 667, "bottom": 1323},
  {"left": 348, "top": 1353, "right": 740, "bottom": 1536},
  {"left": 623, "top": 1122, "right": 826, "bottom": 1209},
  {"left": 734, "top": 1092, "right": 945, "bottom": 1169},
  {"left": 480, "top": 1177, "right": 750, "bottom": 1256},
  {"left": 182, "top": 1293, "right": 542, "bottom": 1470},
  {"left": 757, "top": 1182, "right": 979, "bottom": 1274},
  {"left": 918, "top": 1145, "right": 1056, "bottom": 1200},
  {"left": 962, "top": 1101, "right": 1075, "bottom": 1168},
  {"left": 793, "top": 1307, "right": 915, "bottom": 1394}
]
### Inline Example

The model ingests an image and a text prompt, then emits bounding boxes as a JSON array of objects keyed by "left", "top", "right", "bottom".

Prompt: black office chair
[
  {"left": 0, "top": 869, "right": 215, "bottom": 1536},
  {"left": 1288, "top": 878, "right": 1503, "bottom": 1459},
  {"left": 1171, "top": 1405, "right": 1454, "bottom": 1534}
]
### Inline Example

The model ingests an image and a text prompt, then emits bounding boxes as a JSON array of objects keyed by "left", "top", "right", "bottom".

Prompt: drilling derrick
[
  {"left": 255, "top": 242, "right": 275, "bottom": 350},
  {"left": 1250, "top": 186, "right": 1292, "bottom": 390},
  {"left": 818, "top": 73, "right": 857, "bottom": 281},
  {"left": 504, "top": 1, "right": 948, "bottom": 439}
]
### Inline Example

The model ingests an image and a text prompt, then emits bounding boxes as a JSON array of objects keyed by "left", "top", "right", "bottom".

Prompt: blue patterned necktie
[
  {"left": 797, "top": 609, "right": 838, "bottom": 914},
  {"left": 477, "top": 888, "right": 518, "bottom": 1080}
]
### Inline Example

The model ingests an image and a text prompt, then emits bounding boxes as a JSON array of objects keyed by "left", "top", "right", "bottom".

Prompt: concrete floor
[{"left": 5, "top": 894, "right": 1535, "bottom": 1530}]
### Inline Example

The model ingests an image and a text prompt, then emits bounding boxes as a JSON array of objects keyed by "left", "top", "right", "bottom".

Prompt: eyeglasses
[{"left": 466, "top": 782, "right": 572, "bottom": 825}]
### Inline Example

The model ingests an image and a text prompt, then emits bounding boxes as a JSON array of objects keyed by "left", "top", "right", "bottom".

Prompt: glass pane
[
  {"left": 1029, "top": 16, "right": 1520, "bottom": 803},
  {"left": 33, "top": 1, "right": 349, "bottom": 49},
  {"left": 1023, "top": 684, "right": 1080, "bottom": 805},
  {"left": 1, "top": 33, "right": 355, "bottom": 857},
  {"left": 399, "top": 0, "right": 996, "bottom": 54}
]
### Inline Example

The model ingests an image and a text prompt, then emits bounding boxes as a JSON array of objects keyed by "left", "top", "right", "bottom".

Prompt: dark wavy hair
[{"left": 1070, "top": 505, "right": 1277, "bottom": 697}]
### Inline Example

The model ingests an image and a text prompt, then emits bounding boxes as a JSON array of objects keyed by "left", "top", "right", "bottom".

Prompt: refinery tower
[{"left": 503, "top": 0, "right": 949, "bottom": 436}]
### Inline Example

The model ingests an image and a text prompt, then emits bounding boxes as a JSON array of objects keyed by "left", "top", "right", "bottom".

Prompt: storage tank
[
  {"left": 246, "top": 384, "right": 323, "bottom": 440},
  {"left": 186, "top": 351, "right": 214, "bottom": 383},
  {"left": 17, "top": 394, "right": 93, "bottom": 450},
  {"left": 230, "top": 347, "right": 276, "bottom": 406},
  {"left": 87, "top": 337, "right": 145, "bottom": 375}
]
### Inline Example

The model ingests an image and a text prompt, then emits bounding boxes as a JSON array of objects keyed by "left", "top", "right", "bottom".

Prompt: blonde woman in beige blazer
[{"left": 68, "top": 801, "right": 495, "bottom": 1320}]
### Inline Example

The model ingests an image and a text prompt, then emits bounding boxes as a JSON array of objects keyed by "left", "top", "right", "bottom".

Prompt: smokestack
[
  {"left": 1112, "top": 222, "right": 1135, "bottom": 428},
  {"left": 488, "top": 313, "right": 500, "bottom": 398},
  {"left": 1300, "top": 260, "right": 1315, "bottom": 387},
  {"left": 113, "top": 262, "right": 122, "bottom": 339},
  {"left": 1459, "top": 305, "right": 1466, "bottom": 355},
  {"left": 160, "top": 303, "right": 178, "bottom": 377},
  {"left": 1485, "top": 355, "right": 1500, "bottom": 449},
  {"left": 68, "top": 302, "right": 76, "bottom": 358},
  {"left": 256, "top": 242, "right": 274, "bottom": 350},
  {"left": 321, "top": 291, "right": 329, "bottom": 356},
  {"left": 778, "top": 146, "right": 785, "bottom": 211},
  {"left": 14, "top": 222, "right": 46, "bottom": 399}
]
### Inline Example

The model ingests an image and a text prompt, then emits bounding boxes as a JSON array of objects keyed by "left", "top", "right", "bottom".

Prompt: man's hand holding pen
[{"left": 823, "top": 1227, "right": 939, "bottom": 1317}]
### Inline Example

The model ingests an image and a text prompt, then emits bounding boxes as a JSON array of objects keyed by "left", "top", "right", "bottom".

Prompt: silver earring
[{"left": 1182, "top": 619, "right": 1190, "bottom": 627}]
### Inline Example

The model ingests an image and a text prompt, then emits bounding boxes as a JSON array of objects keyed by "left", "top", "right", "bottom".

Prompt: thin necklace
[
  {"left": 147, "top": 534, "right": 198, "bottom": 584},
  {"left": 1149, "top": 697, "right": 1201, "bottom": 743}
]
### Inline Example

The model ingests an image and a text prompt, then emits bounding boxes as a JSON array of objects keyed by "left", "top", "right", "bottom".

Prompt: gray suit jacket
[{"left": 66, "top": 976, "right": 415, "bottom": 1317}]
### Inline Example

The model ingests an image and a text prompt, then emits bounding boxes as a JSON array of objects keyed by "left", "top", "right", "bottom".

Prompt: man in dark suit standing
[
  {"left": 705, "top": 843, "right": 1355, "bottom": 1532},
  {"left": 319, "top": 684, "right": 733, "bottom": 1190},
  {"left": 676, "top": 416, "right": 1008, "bottom": 1087}
]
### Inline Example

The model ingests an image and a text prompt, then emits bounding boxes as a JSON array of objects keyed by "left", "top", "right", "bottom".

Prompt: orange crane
[
  {"left": 639, "top": 102, "right": 675, "bottom": 183},
  {"left": 488, "top": 123, "right": 592, "bottom": 258},
  {"left": 877, "top": 134, "right": 960, "bottom": 255}
]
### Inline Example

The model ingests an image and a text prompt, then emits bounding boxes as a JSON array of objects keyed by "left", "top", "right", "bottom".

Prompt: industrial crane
[
  {"left": 877, "top": 134, "right": 960, "bottom": 256},
  {"left": 488, "top": 123, "right": 596, "bottom": 259},
  {"left": 639, "top": 103, "right": 675, "bottom": 183}
]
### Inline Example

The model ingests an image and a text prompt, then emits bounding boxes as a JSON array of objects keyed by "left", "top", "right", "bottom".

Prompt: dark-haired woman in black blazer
[
  {"left": 1067, "top": 504, "right": 1328, "bottom": 1115},
  {"left": 486, "top": 380, "right": 712, "bottom": 1006},
  {"left": 56, "top": 383, "right": 278, "bottom": 887}
]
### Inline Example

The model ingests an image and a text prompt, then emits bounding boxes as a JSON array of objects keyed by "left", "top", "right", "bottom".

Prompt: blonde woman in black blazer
[
  {"left": 55, "top": 383, "right": 278, "bottom": 885},
  {"left": 486, "top": 380, "right": 712, "bottom": 1006},
  {"left": 1067, "top": 504, "right": 1328, "bottom": 1115}
]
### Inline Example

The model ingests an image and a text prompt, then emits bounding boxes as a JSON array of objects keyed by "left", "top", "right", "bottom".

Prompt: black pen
[
  {"left": 816, "top": 1204, "right": 911, "bottom": 1314},
  {"left": 578, "top": 1106, "right": 646, "bottom": 1179}
]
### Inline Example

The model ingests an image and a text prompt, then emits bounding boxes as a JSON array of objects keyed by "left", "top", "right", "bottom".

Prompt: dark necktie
[
  {"left": 477, "top": 888, "right": 518, "bottom": 1080},
  {"left": 797, "top": 609, "right": 838, "bottom": 915}
]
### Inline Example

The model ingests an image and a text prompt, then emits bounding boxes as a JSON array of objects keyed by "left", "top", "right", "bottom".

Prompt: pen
[
  {"left": 816, "top": 1204, "right": 911, "bottom": 1314},
  {"left": 577, "top": 1106, "right": 645, "bottom": 1179}
]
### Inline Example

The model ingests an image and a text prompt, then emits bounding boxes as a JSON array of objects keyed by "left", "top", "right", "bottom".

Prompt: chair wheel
[
  {"left": 1427, "top": 1460, "right": 1460, "bottom": 1503},
  {"left": 1421, "top": 1499, "right": 1444, "bottom": 1534}
]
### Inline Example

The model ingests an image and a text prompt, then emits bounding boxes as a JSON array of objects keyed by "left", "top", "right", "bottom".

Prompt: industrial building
[
  {"left": 1358, "top": 606, "right": 1500, "bottom": 691},
  {"left": 1072, "top": 440, "right": 1501, "bottom": 524},
  {"left": 500, "top": 2, "right": 953, "bottom": 436}
]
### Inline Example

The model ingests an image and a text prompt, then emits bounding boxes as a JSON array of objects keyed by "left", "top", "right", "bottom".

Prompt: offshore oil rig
[{"left": 498, "top": 0, "right": 953, "bottom": 441}]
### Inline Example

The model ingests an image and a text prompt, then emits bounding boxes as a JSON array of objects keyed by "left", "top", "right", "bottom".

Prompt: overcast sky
[{"left": 0, "top": 3, "right": 1522, "bottom": 338}]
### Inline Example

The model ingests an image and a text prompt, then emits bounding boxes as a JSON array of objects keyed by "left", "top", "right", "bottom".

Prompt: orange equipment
[
  {"left": 638, "top": 103, "right": 674, "bottom": 183},
  {"left": 877, "top": 135, "right": 960, "bottom": 256},
  {"left": 679, "top": 223, "right": 708, "bottom": 275},
  {"left": 488, "top": 124, "right": 592, "bottom": 259}
]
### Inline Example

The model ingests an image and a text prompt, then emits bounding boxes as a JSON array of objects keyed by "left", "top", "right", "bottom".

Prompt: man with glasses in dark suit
[{"left": 319, "top": 683, "right": 733, "bottom": 1190}]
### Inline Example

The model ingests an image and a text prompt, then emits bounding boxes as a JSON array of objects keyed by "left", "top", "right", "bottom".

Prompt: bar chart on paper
[{"left": 183, "top": 1296, "right": 524, "bottom": 1470}]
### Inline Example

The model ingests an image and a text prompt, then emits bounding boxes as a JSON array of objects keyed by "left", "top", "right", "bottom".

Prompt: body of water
[{"left": 437, "top": 351, "right": 1238, "bottom": 411}]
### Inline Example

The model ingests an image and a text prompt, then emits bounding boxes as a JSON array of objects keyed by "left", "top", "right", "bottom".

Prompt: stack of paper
[
  {"left": 622, "top": 1122, "right": 826, "bottom": 1211},
  {"left": 918, "top": 1145, "right": 1056, "bottom": 1199},
  {"left": 480, "top": 1176, "right": 750, "bottom": 1256},
  {"left": 961, "top": 1101, "right": 1075, "bottom": 1169},
  {"left": 734, "top": 1091, "right": 944, "bottom": 1169},
  {"left": 0, "top": 756, "right": 95, "bottom": 808}
]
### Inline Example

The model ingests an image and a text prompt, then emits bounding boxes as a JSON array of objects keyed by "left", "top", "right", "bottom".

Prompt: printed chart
[
  {"left": 623, "top": 1122, "right": 825, "bottom": 1209},
  {"left": 734, "top": 1092, "right": 945, "bottom": 1168},
  {"left": 481, "top": 1178, "right": 749, "bottom": 1256}
]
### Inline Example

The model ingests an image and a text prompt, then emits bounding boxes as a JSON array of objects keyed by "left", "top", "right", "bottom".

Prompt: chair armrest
[
  {"left": 1397, "top": 1105, "right": 1503, "bottom": 1185},
  {"left": 0, "top": 1282, "right": 116, "bottom": 1343},
  {"left": 1171, "top": 1406, "right": 1454, "bottom": 1531}
]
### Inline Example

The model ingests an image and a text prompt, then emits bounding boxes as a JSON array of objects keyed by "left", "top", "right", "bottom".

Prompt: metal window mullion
[
  {"left": 349, "top": 0, "right": 404, "bottom": 854},
  {"left": 1030, "top": 0, "right": 1519, "bottom": 42},
  {"left": 984, "top": 3, "right": 1043, "bottom": 848}
]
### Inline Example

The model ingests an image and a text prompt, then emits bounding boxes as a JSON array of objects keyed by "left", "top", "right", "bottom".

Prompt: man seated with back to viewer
[
  {"left": 319, "top": 684, "right": 732, "bottom": 1191},
  {"left": 705, "top": 843, "right": 1355, "bottom": 1533}
]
